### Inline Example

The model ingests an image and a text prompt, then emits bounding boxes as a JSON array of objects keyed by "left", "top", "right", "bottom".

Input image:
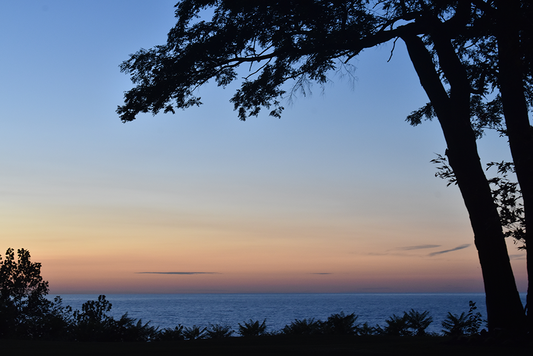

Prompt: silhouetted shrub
[
  {"left": 383, "top": 314, "right": 412, "bottom": 336},
  {"left": 28, "top": 296, "right": 73, "bottom": 339},
  {"left": 183, "top": 325, "right": 207, "bottom": 340},
  {"left": 405, "top": 309, "right": 433, "bottom": 336},
  {"left": 238, "top": 319, "right": 267, "bottom": 337},
  {"left": 442, "top": 301, "right": 483, "bottom": 337},
  {"left": 111, "top": 313, "right": 156, "bottom": 341},
  {"left": 357, "top": 322, "right": 379, "bottom": 336},
  {"left": 0, "top": 248, "right": 66, "bottom": 339},
  {"left": 282, "top": 318, "right": 323, "bottom": 335},
  {"left": 206, "top": 324, "right": 233, "bottom": 339},
  {"left": 72, "top": 295, "right": 114, "bottom": 341},
  {"left": 323, "top": 312, "right": 359, "bottom": 335},
  {"left": 71, "top": 295, "right": 156, "bottom": 342},
  {"left": 154, "top": 325, "right": 185, "bottom": 341}
]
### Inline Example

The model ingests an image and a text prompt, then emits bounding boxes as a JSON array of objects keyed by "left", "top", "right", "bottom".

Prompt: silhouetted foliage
[
  {"left": 405, "top": 309, "right": 433, "bottom": 336},
  {"left": 281, "top": 318, "right": 323, "bottom": 336},
  {"left": 72, "top": 295, "right": 114, "bottom": 341},
  {"left": 442, "top": 301, "right": 484, "bottom": 337},
  {"left": 154, "top": 325, "right": 185, "bottom": 341},
  {"left": 205, "top": 324, "right": 233, "bottom": 339},
  {"left": 28, "top": 296, "right": 73, "bottom": 340},
  {"left": 0, "top": 248, "right": 56, "bottom": 338},
  {"left": 357, "top": 321, "right": 379, "bottom": 336},
  {"left": 383, "top": 313, "right": 412, "bottom": 336},
  {"left": 380, "top": 309, "right": 433, "bottom": 336},
  {"left": 432, "top": 156, "right": 526, "bottom": 249},
  {"left": 486, "top": 162, "right": 526, "bottom": 249},
  {"left": 183, "top": 325, "right": 207, "bottom": 340},
  {"left": 71, "top": 295, "right": 156, "bottom": 342},
  {"left": 238, "top": 319, "right": 268, "bottom": 337},
  {"left": 323, "top": 312, "right": 359, "bottom": 335}
]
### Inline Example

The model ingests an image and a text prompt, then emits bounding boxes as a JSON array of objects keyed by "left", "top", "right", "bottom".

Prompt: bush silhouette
[
  {"left": 383, "top": 314, "right": 412, "bottom": 336},
  {"left": 183, "top": 325, "right": 207, "bottom": 340},
  {"left": 0, "top": 248, "right": 66, "bottom": 339},
  {"left": 357, "top": 322, "right": 379, "bottom": 336},
  {"left": 442, "top": 301, "right": 484, "bottom": 337},
  {"left": 238, "top": 319, "right": 267, "bottom": 337},
  {"left": 154, "top": 325, "right": 185, "bottom": 341},
  {"left": 282, "top": 318, "right": 323, "bottom": 335},
  {"left": 206, "top": 324, "right": 233, "bottom": 339},
  {"left": 405, "top": 309, "right": 433, "bottom": 336},
  {"left": 323, "top": 312, "right": 359, "bottom": 335},
  {"left": 72, "top": 295, "right": 156, "bottom": 341}
]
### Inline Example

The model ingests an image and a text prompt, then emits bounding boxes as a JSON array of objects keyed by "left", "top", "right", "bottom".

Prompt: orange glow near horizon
[
  {"left": 4, "top": 197, "right": 528, "bottom": 295},
  {"left": 0, "top": 1, "right": 527, "bottom": 297}
]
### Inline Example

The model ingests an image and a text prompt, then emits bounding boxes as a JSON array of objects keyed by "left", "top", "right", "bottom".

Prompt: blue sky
[{"left": 0, "top": 1, "right": 525, "bottom": 293}]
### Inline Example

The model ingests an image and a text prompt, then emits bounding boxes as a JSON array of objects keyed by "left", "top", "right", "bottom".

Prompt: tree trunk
[
  {"left": 402, "top": 33, "right": 527, "bottom": 332},
  {"left": 495, "top": 0, "right": 533, "bottom": 332}
]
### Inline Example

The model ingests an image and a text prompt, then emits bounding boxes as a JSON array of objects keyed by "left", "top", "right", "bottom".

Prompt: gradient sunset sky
[{"left": 1, "top": 1, "right": 526, "bottom": 294}]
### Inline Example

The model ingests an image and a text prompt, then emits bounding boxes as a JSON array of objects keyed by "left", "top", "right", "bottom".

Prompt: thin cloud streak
[
  {"left": 428, "top": 244, "right": 470, "bottom": 257},
  {"left": 311, "top": 273, "right": 332, "bottom": 275},
  {"left": 510, "top": 254, "right": 525, "bottom": 260},
  {"left": 397, "top": 244, "right": 441, "bottom": 251},
  {"left": 137, "top": 272, "right": 220, "bottom": 275}
]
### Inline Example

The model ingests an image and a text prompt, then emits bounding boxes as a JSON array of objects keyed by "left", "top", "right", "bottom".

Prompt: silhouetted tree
[
  {"left": 71, "top": 295, "right": 156, "bottom": 341},
  {"left": 0, "top": 248, "right": 69, "bottom": 338},
  {"left": 118, "top": 1, "right": 532, "bottom": 333}
]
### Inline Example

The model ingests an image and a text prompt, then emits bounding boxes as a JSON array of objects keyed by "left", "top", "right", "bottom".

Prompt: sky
[{"left": 0, "top": 1, "right": 527, "bottom": 294}]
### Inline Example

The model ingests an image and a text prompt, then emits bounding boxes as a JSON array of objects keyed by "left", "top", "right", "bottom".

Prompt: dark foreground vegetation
[
  {"left": 0, "top": 335, "right": 530, "bottom": 356},
  {"left": 1, "top": 248, "right": 532, "bottom": 355}
]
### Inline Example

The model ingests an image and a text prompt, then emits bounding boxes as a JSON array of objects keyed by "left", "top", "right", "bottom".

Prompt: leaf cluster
[
  {"left": 68, "top": 295, "right": 157, "bottom": 342},
  {"left": 238, "top": 318, "right": 268, "bottom": 337},
  {"left": 0, "top": 248, "right": 53, "bottom": 338},
  {"left": 486, "top": 161, "right": 526, "bottom": 248},
  {"left": 441, "top": 301, "right": 484, "bottom": 337},
  {"left": 118, "top": 0, "right": 431, "bottom": 122},
  {"left": 282, "top": 312, "right": 362, "bottom": 336},
  {"left": 118, "top": 1, "right": 533, "bottom": 130},
  {"left": 381, "top": 309, "right": 433, "bottom": 336},
  {"left": 431, "top": 156, "right": 526, "bottom": 248}
]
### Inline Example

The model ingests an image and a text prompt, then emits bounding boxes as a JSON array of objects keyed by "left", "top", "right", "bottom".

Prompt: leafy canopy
[
  {"left": 0, "top": 248, "right": 54, "bottom": 338},
  {"left": 0, "top": 248, "right": 49, "bottom": 308},
  {"left": 119, "top": 1, "right": 533, "bottom": 129},
  {"left": 118, "top": 0, "right": 441, "bottom": 122}
]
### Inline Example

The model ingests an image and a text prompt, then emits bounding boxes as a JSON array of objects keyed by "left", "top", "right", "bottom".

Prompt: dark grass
[{"left": 1, "top": 335, "right": 531, "bottom": 356}]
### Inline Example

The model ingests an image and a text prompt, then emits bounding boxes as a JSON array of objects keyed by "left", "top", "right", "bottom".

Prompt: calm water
[{"left": 51, "top": 293, "right": 527, "bottom": 334}]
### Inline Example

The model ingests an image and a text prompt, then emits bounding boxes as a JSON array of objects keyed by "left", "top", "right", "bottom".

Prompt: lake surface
[{"left": 52, "top": 293, "right": 527, "bottom": 334}]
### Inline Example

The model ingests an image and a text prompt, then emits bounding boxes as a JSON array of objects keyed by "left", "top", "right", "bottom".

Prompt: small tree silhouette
[
  {"left": 383, "top": 314, "right": 412, "bottom": 336},
  {"left": 0, "top": 248, "right": 58, "bottom": 338},
  {"left": 405, "top": 309, "right": 433, "bottom": 336},
  {"left": 238, "top": 319, "right": 267, "bottom": 337},
  {"left": 442, "top": 301, "right": 484, "bottom": 337},
  {"left": 323, "top": 312, "right": 359, "bottom": 335},
  {"left": 73, "top": 295, "right": 114, "bottom": 341}
]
